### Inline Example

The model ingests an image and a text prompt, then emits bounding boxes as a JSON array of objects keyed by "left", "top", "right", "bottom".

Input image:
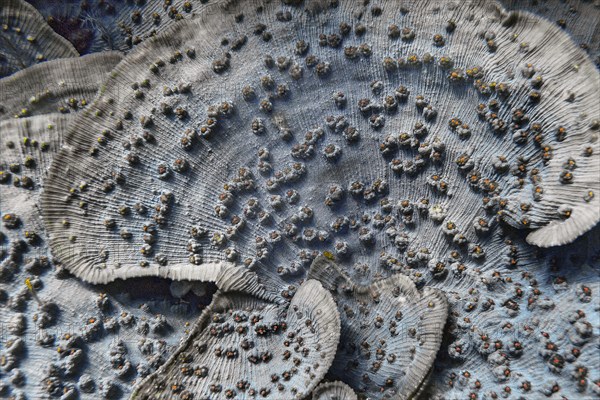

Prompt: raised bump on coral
[
  {"left": 131, "top": 278, "right": 341, "bottom": 399},
  {"left": 0, "top": 0, "right": 78, "bottom": 78}
]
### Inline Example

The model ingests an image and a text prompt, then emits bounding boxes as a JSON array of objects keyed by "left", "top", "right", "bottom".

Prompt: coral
[
  {"left": 312, "top": 380, "right": 358, "bottom": 400},
  {"left": 26, "top": 0, "right": 223, "bottom": 54},
  {"left": 0, "top": 51, "right": 123, "bottom": 119},
  {"left": 309, "top": 255, "right": 448, "bottom": 399},
  {"left": 0, "top": 0, "right": 598, "bottom": 398},
  {"left": 131, "top": 279, "right": 340, "bottom": 399},
  {"left": 0, "top": 0, "right": 78, "bottom": 78},
  {"left": 501, "top": 0, "right": 600, "bottom": 67},
  {"left": 40, "top": 0, "right": 600, "bottom": 289}
]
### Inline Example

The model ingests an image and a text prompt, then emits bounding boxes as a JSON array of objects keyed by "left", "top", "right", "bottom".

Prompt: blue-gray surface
[{"left": 0, "top": 0, "right": 599, "bottom": 399}]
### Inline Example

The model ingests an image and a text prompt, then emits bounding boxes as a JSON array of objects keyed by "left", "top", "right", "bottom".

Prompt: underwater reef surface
[{"left": 0, "top": 0, "right": 599, "bottom": 399}]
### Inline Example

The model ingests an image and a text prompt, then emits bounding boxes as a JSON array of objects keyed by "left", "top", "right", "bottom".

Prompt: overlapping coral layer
[{"left": 0, "top": 1, "right": 598, "bottom": 399}]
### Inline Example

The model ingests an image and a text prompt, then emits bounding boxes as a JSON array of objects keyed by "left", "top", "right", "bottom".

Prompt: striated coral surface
[
  {"left": 25, "top": 0, "right": 225, "bottom": 54},
  {"left": 0, "top": 0, "right": 598, "bottom": 399},
  {"left": 132, "top": 279, "right": 341, "bottom": 399},
  {"left": 0, "top": 0, "right": 78, "bottom": 78},
  {"left": 501, "top": 0, "right": 600, "bottom": 68}
]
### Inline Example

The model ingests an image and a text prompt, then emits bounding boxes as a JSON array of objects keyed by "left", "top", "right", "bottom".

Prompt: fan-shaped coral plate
[
  {"left": 131, "top": 279, "right": 341, "bottom": 399},
  {"left": 40, "top": 0, "right": 599, "bottom": 293}
]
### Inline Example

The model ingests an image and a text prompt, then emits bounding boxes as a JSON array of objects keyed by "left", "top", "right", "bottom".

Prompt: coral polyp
[{"left": 0, "top": 0, "right": 598, "bottom": 399}]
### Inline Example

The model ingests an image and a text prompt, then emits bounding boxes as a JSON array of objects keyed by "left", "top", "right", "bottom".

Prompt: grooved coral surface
[
  {"left": 0, "top": 51, "right": 123, "bottom": 120},
  {"left": 309, "top": 255, "right": 448, "bottom": 399},
  {"left": 500, "top": 0, "right": 600, "bottom": 68},
  {"left": 132, "top": 279, "right": 341, "bottom": 400},
  {"left": 41, "top": 0, "right": 600, "bottom": 287},
  {"left": 0, "top": 0, "right": 598, "bottom": 399},
  {"left": 0, "top": 0, "right": 78, "bottom": 78}
]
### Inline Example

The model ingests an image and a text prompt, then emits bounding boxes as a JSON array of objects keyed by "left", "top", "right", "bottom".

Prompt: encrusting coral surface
[{"left": 0, "top": 0, "right": 598, "bottom": 399}]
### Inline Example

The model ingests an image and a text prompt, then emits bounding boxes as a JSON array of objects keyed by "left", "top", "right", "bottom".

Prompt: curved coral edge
[
  {"left": 491, "top": 10, "right": 600, "bottom": 246},
  {"left": 309, "top": 255, "right": 449, "bottom": 399},
  {"left": 0, "top": 0, "right": 78, "bottom": 75},
  {"left": 0, "top": 51, "right": 123, "bottom": 119},
  {"left": 130, "top": 278, "right": 341, "bottom": 399},
  {"left": 311, "top": 380, "right": 358, "bottom": 400}
]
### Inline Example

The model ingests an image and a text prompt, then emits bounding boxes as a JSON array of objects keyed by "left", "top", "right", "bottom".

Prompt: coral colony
[{"left": 0, "top": 0, "right": 599, "bottom": 399}]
